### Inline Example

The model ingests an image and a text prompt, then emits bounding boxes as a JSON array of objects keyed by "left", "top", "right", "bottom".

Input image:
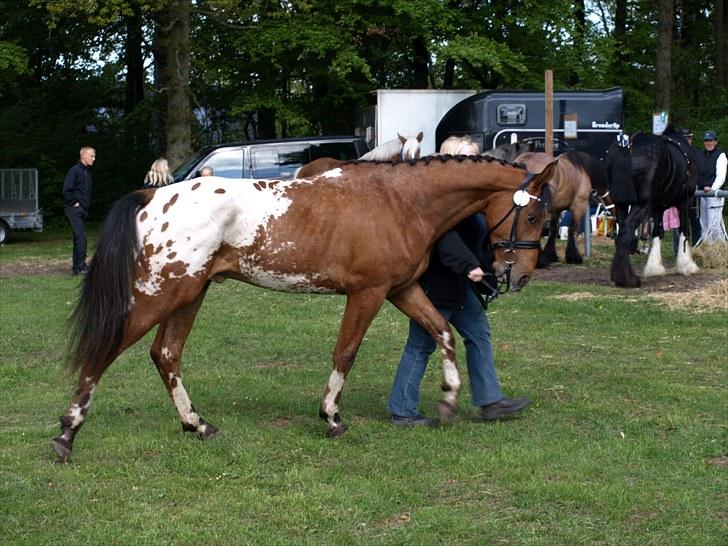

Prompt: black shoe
[
  {"left": 390, "top": 414, "right": 439, "bottom": 428},
  {"left": 479, "top": 397, "right": 530, "bottom": 421}
]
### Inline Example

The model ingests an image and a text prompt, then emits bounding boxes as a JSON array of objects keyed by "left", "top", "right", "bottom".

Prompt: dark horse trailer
[{"left": 436, "top": 87, "right": 623, "bottom": 159}]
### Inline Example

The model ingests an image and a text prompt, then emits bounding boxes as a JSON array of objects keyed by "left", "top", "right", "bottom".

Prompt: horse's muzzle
[{"left": 512, "top": 275, "right": 530, "bottom": 292}]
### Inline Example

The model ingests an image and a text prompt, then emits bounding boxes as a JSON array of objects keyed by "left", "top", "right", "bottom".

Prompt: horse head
[
  {"left": 486, "top": 162, "right": 555, "bottom": 291},
  {"left": 397, "top": 132, "right": 423, "bottom": 160}
]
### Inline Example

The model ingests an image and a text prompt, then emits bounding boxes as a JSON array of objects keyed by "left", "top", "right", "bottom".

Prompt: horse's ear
[
  {"left": 416, "top": 131, "right": 423, "bottom": 142},
  {"left": 398, "top": 133, "right": 406, "bottom": 144}
]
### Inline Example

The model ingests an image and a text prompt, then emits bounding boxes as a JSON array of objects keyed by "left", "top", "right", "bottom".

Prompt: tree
[{"left": 655, "top": 0, "right": 673, "bottom": 112}]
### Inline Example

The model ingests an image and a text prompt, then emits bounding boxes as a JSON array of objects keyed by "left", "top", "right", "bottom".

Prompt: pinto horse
[
  {"left": 515, "top": 150, "right": 611, "bottom": 266},
  {"left": 295, "top": 133, "right": 423, "bottom": 178},
  {"left": 52, "top": 156, "right": 555, "bottom": 462},
  {"left": 605, "top": 125, "right": 700, "bottom": 287}
]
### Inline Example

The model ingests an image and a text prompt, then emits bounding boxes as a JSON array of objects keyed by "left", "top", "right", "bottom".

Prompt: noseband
[{"left": 480, "top": 172, "right": 546, "bottom": 303}]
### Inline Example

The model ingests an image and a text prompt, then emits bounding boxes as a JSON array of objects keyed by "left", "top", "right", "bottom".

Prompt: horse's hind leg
[
  {"left": 52, "top": 307, "right": 164, "bottom": 463},
  {"left": 319, "top": 287, "right": 388, "bottom": 438},
  {"left": 565, "top": 209, "right": 585, "bottom": 264},
  {"left": 150, "top": 282, "right": 218, "bottom": 438},
  {"left": 389, "top": 283, "right": 460, "bottom": 423}
]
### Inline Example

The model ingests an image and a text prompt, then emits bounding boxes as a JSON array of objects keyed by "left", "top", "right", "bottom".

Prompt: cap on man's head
[
  {"left": 703, "top": 130, "right": 717, "bottom": 141},
  {"left": 681, "top": 128, "right": 693, "bottom": 138}
]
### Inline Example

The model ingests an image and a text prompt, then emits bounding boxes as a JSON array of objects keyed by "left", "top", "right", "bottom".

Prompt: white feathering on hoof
[{"left": 643, "top": 236, "right": 666, "bottom": 277}]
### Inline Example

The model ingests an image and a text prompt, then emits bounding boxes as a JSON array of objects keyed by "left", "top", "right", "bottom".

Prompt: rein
[{"left": 479, "top": 172, "right": 545, "bottom": 306}]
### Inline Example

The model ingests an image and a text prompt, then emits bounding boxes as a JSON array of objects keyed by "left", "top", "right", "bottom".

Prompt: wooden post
[{"left": 545, "top": 69, "right": 553, "bottom": 156}]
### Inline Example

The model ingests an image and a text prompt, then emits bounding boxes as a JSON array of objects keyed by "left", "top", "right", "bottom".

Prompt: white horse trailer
[{"left": 356, "top": 89, "right": 476, "bottom": 156}]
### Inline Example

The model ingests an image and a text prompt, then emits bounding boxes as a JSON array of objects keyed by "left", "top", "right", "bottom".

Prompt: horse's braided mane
[{"left": 343, "top": 154, "right": 527, "bottom": 170}]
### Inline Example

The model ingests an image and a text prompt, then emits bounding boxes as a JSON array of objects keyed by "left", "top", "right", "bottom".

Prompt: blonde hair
[
  {"left": 144, "top": 158, "right": 174, "bottom": 187},
  {"left": 439, "top": 135, "right": 480, "bottom": 156}
]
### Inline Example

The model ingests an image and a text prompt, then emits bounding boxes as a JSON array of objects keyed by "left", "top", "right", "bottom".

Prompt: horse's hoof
[
  {"left": 328, "top": 423, "right": 348, "bottom": 439},
  {"left": 437, "top": 401, "right": 457, "bottom": 423},
  {"left": 51, "top": 437, "right": 72, "bottom": 464},
  {"left": 566, "top": 255, "right": 583, "bottom": 264},
  {"left": 200, "top": 423, "right": 220, "bottom": 439}
]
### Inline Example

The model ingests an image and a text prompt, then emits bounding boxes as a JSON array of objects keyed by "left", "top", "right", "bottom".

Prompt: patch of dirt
[
  {"left": 533, "top": 260, "right": 726, "bottom": 294},
  {"left": 0, "top": 258, "right": 70, "bottom": 278}
]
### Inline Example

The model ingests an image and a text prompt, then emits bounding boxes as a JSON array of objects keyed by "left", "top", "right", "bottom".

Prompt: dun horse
[
  {"left": 296, "top": 133, "right": 423, "bottom": 178},
  {"left": 605, "top": 125, "right": 699, "bottom": 287},
  {"left": 515, "top": 150, "right": 611, "bottom": 266},
  {"left": 53, "top": 156, "right": 554, "bottom": 462}
]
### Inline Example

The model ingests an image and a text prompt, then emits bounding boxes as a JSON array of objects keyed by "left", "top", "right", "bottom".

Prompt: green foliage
[{"left": 1, "top": 0, "right": 726, "bottom": 221}]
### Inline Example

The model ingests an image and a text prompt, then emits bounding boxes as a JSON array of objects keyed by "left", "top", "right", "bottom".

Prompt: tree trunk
[
  {"left": 443, "top": 58, "right": 455, "bottom": 89},
  {"left": 124, "top": 5, "right": 144, "bottom": 114},
  {"left": 412, "top": 36, "right": 429, "bottom": 88},
  {"left": 717, "top": 0, "right": 728, "bottom": 90},
  {"left": 568, "top": 0, "right": 586, "bottom": 86},
  {"left": 612, "top": 0, "right": 628, "bottom": 81},
  {"left": 655, "top": 0, "right": 673, "bottom": 112},
  {"left": 157, "top": 0, "right": 191, "bottom": 170}
]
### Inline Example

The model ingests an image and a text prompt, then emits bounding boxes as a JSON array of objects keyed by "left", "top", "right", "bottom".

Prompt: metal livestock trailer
[{"left": 0, "top": 169, "right": 43, "bottom": 243}]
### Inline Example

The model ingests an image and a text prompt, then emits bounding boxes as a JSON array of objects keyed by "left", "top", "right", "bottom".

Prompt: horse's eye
[{"left": 527, "top": 215, "right": 538, "bottom": 224}]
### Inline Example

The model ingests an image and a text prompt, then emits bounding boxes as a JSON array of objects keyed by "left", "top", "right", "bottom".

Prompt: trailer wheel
[{"left": 0, "top": 221, "right": 9, "bottom": 244}]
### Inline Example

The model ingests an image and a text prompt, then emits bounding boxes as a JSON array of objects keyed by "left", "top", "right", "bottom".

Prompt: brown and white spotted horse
[{"left": 53, "top": 156, "right": 555, "bottom": 462}]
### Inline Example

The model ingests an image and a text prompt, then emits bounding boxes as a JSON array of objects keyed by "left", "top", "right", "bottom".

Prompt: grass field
[{"left": 1, "top": 233, "right": 726, "bottom": 545}]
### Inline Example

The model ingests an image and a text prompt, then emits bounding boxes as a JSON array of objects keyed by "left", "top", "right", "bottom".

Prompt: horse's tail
[
  {"left": 66, "top": 191, "right": 151, "bottom": 374},
  {"left": 605, "top": 142, "right": 635, "bottom": 203}
]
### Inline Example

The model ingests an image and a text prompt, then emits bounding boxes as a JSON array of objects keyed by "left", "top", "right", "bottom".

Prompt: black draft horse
[{"left": 605, "top": 125, "right": 700, "bottom": 288}]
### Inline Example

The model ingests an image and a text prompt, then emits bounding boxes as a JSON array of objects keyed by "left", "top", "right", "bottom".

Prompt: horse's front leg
[
  {"left": 320, "top": 287, "right": 389, "bottom": 438},
  {"left": 565, "top": 204, "right": 586, "bottom": 264},
  {"left": 538, "top": 211, "right": 559, "bottom": 267},
  {"left": 389, "top": 283, "right": 460, "bottom": 423}
]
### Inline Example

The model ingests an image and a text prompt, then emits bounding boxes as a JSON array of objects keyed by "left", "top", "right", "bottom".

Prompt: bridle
[{"left": 479, "top": 172, "right": 547, "bottom": 305}]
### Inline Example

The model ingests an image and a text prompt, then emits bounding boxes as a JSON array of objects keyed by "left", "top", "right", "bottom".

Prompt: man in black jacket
[{"left": 62, "top": 146, "right": 95, "bottom": 275}]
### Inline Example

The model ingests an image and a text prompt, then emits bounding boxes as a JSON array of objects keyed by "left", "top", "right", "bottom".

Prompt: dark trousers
[
  {"left": 64, "top": 205, "right": 87, "bottom": 272},
  {"left": 690, "top": 197, "right": 702, "bottom": 245}
]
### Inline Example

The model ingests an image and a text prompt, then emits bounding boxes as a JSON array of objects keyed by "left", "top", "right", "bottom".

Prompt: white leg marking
[
  {"left": 675, "top": 234, "right": 700, "bottom": 275},
  {"left": 644, "top": 236, "right": 666, "bottom": 277},
  {"left": 439, "top": 331, "right": 461, "bottom": 406},
  {"left": 323, "top": 370, "right": 345, "bottom": 423},
  {"left": 68, "top": 384, "right": 96, "bottom": 428},
  {"left": 169, "top": 375, "right": 201, "bottom": 429}
]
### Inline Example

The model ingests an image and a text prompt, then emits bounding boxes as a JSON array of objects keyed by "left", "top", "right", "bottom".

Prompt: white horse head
[{"left": 360, "top": 132, "right": 423, "bottom": 161}]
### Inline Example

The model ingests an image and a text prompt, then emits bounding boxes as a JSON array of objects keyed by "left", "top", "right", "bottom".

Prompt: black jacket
[
  {"left": 697, "top": 146, "right": 725, "bottom": 189},
  {"left": 62, "top": 163, "right": 92, "bottom": 210},
  {"left": 419, "top": 214, "right": 491, "bottom": 308}
]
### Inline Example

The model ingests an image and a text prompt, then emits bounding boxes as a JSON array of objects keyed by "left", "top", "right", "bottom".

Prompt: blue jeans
[{"left": 388, "top": 289, "right": 503, "bottom": 417}]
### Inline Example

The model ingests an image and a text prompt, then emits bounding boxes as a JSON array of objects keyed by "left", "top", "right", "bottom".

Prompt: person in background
[
  {"left": 198, "top": 166, "right": 214, "bottom": 177},
  {"left": 679, "top": 128, "right": 702, "bottom": 244},
  {"left": 62, "top": 146, "right": 95, "bottom": 276},
  {"left": 387, "top": 137, "right": 530, "bottom": 427},
  {"left": 696, "top": 130, "right": 728, "bottom": 242},
  {"left": 662, "top": 206, "right": 680, "bottom": 255},
  {"left": 143, "top": 158, "right": 174, "bottom": 189}
]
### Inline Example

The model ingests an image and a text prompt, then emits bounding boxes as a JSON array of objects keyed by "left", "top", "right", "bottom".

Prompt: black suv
[{"left": 173, "top": 136, "right": 369, "bottom": 181}]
